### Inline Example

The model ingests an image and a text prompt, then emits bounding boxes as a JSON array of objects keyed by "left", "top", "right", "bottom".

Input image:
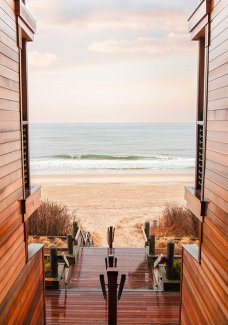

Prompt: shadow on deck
[{"left": 45, "top": 248, "right": 180, "bottom": 324}]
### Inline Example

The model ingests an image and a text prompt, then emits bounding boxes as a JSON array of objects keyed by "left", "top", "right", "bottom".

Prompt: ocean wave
[
  {"left": 40, "top": 153, "right": 181, "bottom": 161},
  {"left": 31, "top": 157, "right": 195, "bottom": 173}
]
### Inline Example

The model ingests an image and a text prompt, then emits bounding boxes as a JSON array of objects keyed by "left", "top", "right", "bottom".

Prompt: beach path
[{"left": 32, "top": 172, "right": 194, "bottom": 247}]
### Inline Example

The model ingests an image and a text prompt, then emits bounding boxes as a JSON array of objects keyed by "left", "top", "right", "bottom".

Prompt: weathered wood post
[
  {"left": 107, "top": 226, "right": 115, "bottom": 249},
  {"left": 166, "top": 240, "right": 175, "bottom": 279},
  {"left": 72, "top": 221, "right": 78, "bottom": 239},
  {"left": 50, "top": 246, "right": 58, "bottom": 278},
  {"left": 151, "top": 219, "right": 157, "bottom": 229},
  {"left": 107, "top": 268, "right": 118, "bottom": 325},
  {"left": 67, "top": 234, "right": 74, "bottom": 255},
  {"left": 145, "top": 222, "right": 150, "bottom": 239},
  {"left": 149, "top": 234, "right": 156, "bottom": 255}
]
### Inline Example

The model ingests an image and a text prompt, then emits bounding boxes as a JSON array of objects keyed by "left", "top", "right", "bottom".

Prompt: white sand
[{"left": 32, "top": 172, "right": 194, "bottom": 247}]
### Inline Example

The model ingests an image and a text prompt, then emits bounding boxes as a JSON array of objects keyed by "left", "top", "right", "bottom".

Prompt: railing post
[
  {"left": 72, "top": 221, "right": 78, "bottom": 239},
  {"left": 107, "top": 268, "right": 118, "bottom": 325},
  {"left": 50, "top": 247, "right": 58, "bottom": 278},
  {"left": 107, "top": 226, "right": 115, "bottom": 249},
  {"left": 166, "top": 240, "right": 175, "bottom": 280},
  {"left": 67, "top": 234, "right": 74, "bottom": 255},
  {"left": 144, "top": 222, "right": 150, "bottom": 239},
  {"left": 149, "top": 234, "right": 155, "bottom": 255}
]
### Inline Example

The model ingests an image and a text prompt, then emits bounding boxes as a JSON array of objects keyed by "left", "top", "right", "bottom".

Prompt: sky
[{"left": 26, "top": 0, "right": 199, "bottom": 123}]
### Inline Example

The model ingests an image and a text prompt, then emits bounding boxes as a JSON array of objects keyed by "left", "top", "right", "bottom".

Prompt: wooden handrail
[
  {"left": 74, "top": 227, "right": 93, "bottom": 248},
  {"left": 100, "top": 268, "right": 126, "bottom": 325},
  {"left": 99, "top": 274, "right": 107, "bottom": 300},
  {"left": 107, "top": 268, "right": 118, "bottom": 325},
  {"left": 141, "top": 225, "right": 148, "bottom": 242},
  {"left": 118, "top": 274, "right": 126, "bottom": 301},
  {"left": 105, "top": 255, "right": 117, "bottom": 269},
  {"left": 75, "top": 227, "right": 81, "bottom": 243}
]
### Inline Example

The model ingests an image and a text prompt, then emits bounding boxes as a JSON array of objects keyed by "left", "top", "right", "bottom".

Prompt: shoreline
[
  {"left": 31, "top": 171, "right": 194, "bottom": 247},
  {"left": 31, "top": 170, "right": 194, "bottom": 185}
]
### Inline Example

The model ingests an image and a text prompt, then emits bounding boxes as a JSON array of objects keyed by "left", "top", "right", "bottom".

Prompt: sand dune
[{"left": 32, "top": 172, "right": 194, "bottom": 247}]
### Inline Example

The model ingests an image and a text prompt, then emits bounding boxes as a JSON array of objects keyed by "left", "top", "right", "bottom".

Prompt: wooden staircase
[{"left": 45, "top": 247, "right": 180, "bottom": 324}]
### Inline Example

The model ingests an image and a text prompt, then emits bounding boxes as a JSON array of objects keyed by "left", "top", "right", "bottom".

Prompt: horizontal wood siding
[
  {"left": 206, "top": 0, "right": 228, "bottom": 234},
  {"left": 181, "top": 1, "right": 228, "bottom": 324},
  {"left": 0, "top": 249, "right": 45, "bottom": 325},
  {"left": 0, "top": 0, "right": 25, "bottom": 308},
  {"left": 181, "top": 248, "right": 228, "bottom": 325}
]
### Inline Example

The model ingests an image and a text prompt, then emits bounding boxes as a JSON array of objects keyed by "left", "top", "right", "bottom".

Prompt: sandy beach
[{"left": 32, "top": 171, "right": 194, "bottom": 247}]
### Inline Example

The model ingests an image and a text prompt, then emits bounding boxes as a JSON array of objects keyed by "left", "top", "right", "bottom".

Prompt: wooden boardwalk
[
  {"left": 69, "top": 247, "right": 153, "bottom": 290},
  {"left": 46, "top": 248, "right": 180, "bottom": 324}
]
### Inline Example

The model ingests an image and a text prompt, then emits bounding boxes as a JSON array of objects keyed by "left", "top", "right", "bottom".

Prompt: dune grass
[
  {"left": 154, "top": 203, "right": 199, "bottom": 238},
  {"left": 28, "top": 200, "right": 74, "bottom": 236}
]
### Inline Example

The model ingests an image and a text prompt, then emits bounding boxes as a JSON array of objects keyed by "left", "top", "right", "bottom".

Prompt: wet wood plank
[
  {"left": 69, "top": 247, "right": 153, "bottom": 290},
  {"left": 46, "top": 291, "right": 180, "bottom": 324},
  {"left": 46, "top": 248, "right": 180, "bottom": 324}
]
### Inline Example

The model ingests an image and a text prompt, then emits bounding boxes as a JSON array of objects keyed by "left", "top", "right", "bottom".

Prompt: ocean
[{"left": 30, "top": 123, "right": 195, "bottom": 174}]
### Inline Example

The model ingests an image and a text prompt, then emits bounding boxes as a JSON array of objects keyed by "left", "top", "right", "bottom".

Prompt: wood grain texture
[
  {"left": 0, "top": 2, "right": 45, "bottom": 322},
  {"left": 0, "top": 178, "right": 23, "bottom": 210},
  {"left": 0, "top": 247, "right": 45, "bottom": 324},
  {"left": 209, "top": 62, "right": 228, "bottom": 81},
  {"left": 0, "top": 168, "right": 22, "bottom": 190},
  {"left": 0, "top": 0, "right": 15, "bottom": 20},
  {"left": 0, "top": 86, "right": 19, "bottom": 100},
  {"left": 207, "top": 109, "right": 228, "bottom": 120},
  {"left": 206, "top": 159, "right": 228, "bottom": 177},
  {"left": 210, "top": 1, "right": 228, "bottom": 29},
  {"left": 208, "top": 74, "right": 228, "bottom": 91},
  {"left": 182, "top": 2, "right": 228, "bottom": 325},
  {"left": 181, "top": 249, "right": 228, "bottom": 325},
  {"left": 70, "top": 247, "right": 153, "bottom": 290},
  {"left": 0, "top": 7, "right": 16, "bottom": 30},
  {"left": 0, "top": 75, "right": 19, "bottom": 91},
  {"left": 3, "top": 0, "right": 15, "bottom": 11},
  {"left": 209, "top": 51, "right": 228, "bottom": 71},
  {"left": 210, "top": 26, "right": 228, "bottom": 48},
  {"left": 46, "top": 248, "right": 180, "bottom": 324},
  {"left": 211, "top": 14, "right": 228, "bottom": 40},
  {"left": 46, "top": 291, "right": 180, "bottom": 325},
  {"left": 0, "top": 64, "right": 19, "bottom": 83},
  {"left": 0, "top": 130, "right": 21, "bottom": 144},
  {"left": 0, "top": 41, "right": 19, "bottom": 62},
  {"left": 0, "top": 150, "right": 21, "bottom": 167},
  {"left": 0, "top": 52, "right": 18, "bottom": 71},
  {"left": 0, "top": 140, "right": 21, "bottom": 155},
  {"left": 0, "top": 221, "right": 23, "bottom": 258},
  {"left": 24, "top": 186, "right": 41, "bottom": 221},
  {"left": 205, "top": 179, "right": 228, "bottom": 211}
]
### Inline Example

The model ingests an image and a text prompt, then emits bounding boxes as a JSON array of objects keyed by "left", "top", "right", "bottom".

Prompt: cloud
[
  {"left": 84, "top": 11, "right": 186, "bottom": 32},
  {"left": 89, "top": 33, "right": 194, "bottom": 54},
  {"left": 28, "top": 51, "right": 58, "bottom": 67},
  {"left": 27, "top": 0, "right": 190, "bottom": 33}
]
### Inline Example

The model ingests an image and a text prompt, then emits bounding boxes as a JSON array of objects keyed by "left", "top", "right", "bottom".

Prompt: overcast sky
[{"left": 27, "top": 0, "right": 198, "bottom": 123}]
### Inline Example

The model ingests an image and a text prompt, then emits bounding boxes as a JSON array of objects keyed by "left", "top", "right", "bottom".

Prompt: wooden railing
[
  {"left": 99, "top": 227, "right": 126, "bottom": 325},
  {"left": 74, "top": 226, "right": 94, "bottom": 247},
  {"left": 196, "top": 122, "right": 204, "bottom": 191},
  {"left": 45, "top": 226, "right": 94, "bottom": 289},
  {"left": 22, "top": 121, "right": 30, "bottom": 189},
  {"left": 66, "top": 226, "right": 93, "bottom": 255}
]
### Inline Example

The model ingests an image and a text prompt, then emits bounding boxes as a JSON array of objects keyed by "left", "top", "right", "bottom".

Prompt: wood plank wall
[
  {"left": 0, "top": 248, "right": 45, "bottom": 324},
  {"left": 0, "top": 0, "right": 25, "bottom": 305},
  {"left": 181, "top": 1, "right": 228, "bottom": 324}
]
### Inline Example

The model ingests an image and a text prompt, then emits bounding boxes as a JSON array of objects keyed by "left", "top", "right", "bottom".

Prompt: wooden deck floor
[
  {"left": 45, "top": 247, "right": 180, "bottom": 324},
  {"left": 69, "top": 247, "right": 153, "bottom": 289}
]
